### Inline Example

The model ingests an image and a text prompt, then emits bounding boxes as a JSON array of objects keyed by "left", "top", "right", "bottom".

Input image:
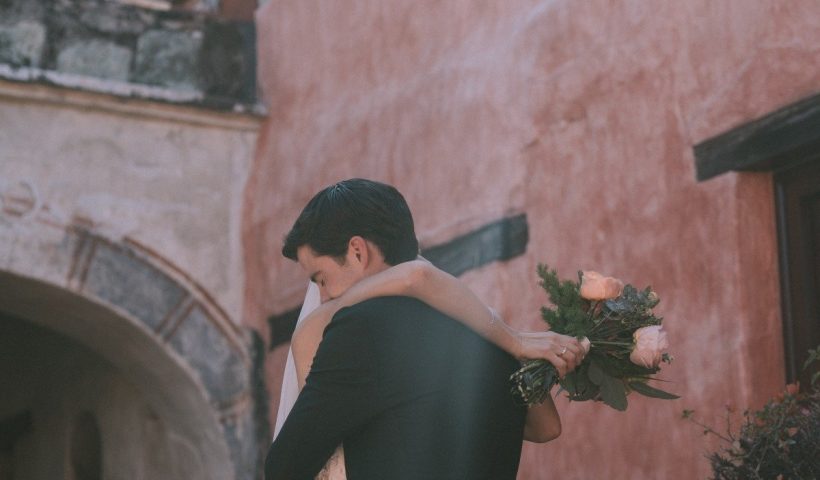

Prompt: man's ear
[{"left": 347, "top": 236, "right": 368, "bottom": 266}]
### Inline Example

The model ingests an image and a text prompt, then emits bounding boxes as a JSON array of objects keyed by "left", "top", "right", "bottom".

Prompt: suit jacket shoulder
[{"left": 326, "top": 296, "right": 527, "bottom": 480}]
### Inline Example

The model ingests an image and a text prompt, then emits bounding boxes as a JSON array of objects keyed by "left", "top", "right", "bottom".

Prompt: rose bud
[
  {"left": 580, "top": 271, "right": 624, "bottom": 300},
  {"left": 629, "top": 325, "right": 669, "bottom": 369}
]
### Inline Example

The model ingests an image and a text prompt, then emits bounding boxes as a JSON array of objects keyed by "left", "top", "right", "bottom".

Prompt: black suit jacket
[{"left": 265, "top": 296, "right": 526, "bottom": 480}]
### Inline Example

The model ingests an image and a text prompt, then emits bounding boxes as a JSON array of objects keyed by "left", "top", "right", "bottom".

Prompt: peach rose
[
  {"left": 629, "top": 325, "right": 668, "bottom": 369},
  {"left": 580, "top": 271, "right": 624, "bottom": 300}
]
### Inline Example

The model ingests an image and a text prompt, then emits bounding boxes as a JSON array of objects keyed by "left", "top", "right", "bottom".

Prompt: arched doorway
[{"left": 0, "top": 220, "right": 263, "bottom": 480}]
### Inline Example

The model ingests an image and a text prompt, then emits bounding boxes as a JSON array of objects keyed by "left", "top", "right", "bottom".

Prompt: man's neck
[{"left": 364, "top": 261, "right": 391, "bottom": 278}]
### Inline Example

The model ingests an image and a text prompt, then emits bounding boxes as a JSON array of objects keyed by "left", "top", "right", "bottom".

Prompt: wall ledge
[
  {"left": 0, "top": 71, "right": 264, "bottom": 131},
  {"left": 694, "top": 92, "right": 820, "bottom": 181}
]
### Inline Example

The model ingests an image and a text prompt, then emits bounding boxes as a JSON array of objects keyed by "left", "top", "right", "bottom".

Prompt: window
[
  {"left": 775, "top": 158, "right": 820, "bottom": 387},
  {"left": 695, "top": 93, "right": 820, "bottom": 390}
]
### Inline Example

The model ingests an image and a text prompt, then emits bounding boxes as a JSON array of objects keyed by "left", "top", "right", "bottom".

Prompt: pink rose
[
  {"left": 629, "top": 325, "right": 668, "bottom": 369},
  {"left": 580, "top": 271, "right": 624, "bottom": 300}
]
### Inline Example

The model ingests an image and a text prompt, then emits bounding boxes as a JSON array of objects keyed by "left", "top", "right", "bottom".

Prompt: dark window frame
[
  {"left": 773, "top": 157, "right": 820, "bottom": 386},
  {"left": 694, "top": 93, "right": 820, "bottom": 388}
]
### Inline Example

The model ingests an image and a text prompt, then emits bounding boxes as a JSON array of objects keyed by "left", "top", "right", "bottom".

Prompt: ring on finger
[{"left": 559, "top": 346, "right": 567, "bottom": 356}]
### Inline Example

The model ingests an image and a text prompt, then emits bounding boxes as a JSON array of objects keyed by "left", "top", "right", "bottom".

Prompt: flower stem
[{"left": 591, "top": 341, "right": 633, "bottom": 347}]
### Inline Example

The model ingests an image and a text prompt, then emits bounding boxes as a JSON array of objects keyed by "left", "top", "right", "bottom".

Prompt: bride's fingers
[
  {"left": 518, "top": 334, "right": 588, "bottom": 366},
  {"left": 558, "top": 343, "right": 587, "bottom": 372},
  {"left": 561, "top": 350, "right": 578, "bottom": 372},
  {"left": 557, "top": 341, "right": 581, "bottom": 357},
  {"left": 580, "top": 337, "right": 591, "bottom": 354},
  {"left": 552, "top": 356, "right": 568, "bottom": 378}
]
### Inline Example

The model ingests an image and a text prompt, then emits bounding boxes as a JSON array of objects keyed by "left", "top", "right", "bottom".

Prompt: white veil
[{"left": 273, "top": 281, "right": 321, "bottom": 439}]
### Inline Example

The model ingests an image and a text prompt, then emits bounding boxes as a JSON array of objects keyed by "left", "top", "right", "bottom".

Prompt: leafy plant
[{"left": 683, "top": 347, "right": 820, "bottom": 480}]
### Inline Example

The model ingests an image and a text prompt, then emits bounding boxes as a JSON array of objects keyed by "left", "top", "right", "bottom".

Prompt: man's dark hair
[{"left": 282, "top": 178, "right": 419, "bottom": 265}]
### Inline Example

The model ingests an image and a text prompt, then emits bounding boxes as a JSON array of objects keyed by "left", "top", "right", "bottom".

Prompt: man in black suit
[{"left": 265, "top": 179, "right": 526, "bottom": 480}]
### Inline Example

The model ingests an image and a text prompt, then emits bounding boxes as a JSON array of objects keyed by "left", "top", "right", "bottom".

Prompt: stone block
[
  {"left": 133, "top": 29, "right": 203, "bottom": 91},
  {"left": 0, "top": 21, "right": 46, "bottom": 67},
  {"left": 199, "top": 20, "right": 256, "bottom": 103},
  {"left": 167, "top": 305, "right": 248, "bottom": 404},
  {"left": 78, "top": 4, "right": 154, "bottom": 36},
  {"left": 56, "top": 39, "right": 133, "bottom": 81},
  {"left": 221, "top": 407, "right": 262, "bottom": 480},
  {"left": 82, "top": 242, "right": 187, "bottom": 331},
  {"left": 0, "top": 0, "right": 46, "bottom": 25}
]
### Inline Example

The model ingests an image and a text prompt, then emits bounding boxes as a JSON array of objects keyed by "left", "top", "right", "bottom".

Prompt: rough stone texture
[
  {"left": 0, "top": 21, "right": 46, "bottom": 67},
  {"left": 133, "top": 29, "right": 203, "bottom": 91},
  {"left": 82, "top": 240, "right": 187, "bottom": 330},
  {"left": 0, "top": 1, "right": 263, "bottom": 473},
  {"left": 247, "top": 329, "right": 271, "bottom": 475},
  {"left": 77, "top": 3, "right": 154, "bottom": 36},
  {"left": 0, "top": 0, "right": 46, "bottom": 25},
  {"left": 167, "top": 305, "right": 249, "bottom": 404},
  {"left": 56, "top": 39, "right": 132, "bottom": 81},
  {"left": 198, "top": 0, "right": 220, "bottom": 12},
  {"left": 199, "top": 21, "right": 256, "bottom": 103},
  {"left": 0, "top": 224, "right": 254, "bottom": 480},
  {"left": 221, "top": 405, "right": 263, "bottom": 480},
  {"left": 0, "top": 0, "right": 257, "bottom": 106},
  {"left": 248, "top": 1, "right": 820, "bottom": 478}
]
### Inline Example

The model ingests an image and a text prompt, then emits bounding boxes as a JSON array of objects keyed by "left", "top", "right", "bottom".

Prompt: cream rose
[
  {"left": 580, "top": 271, "right": 624, "bottom": 300},
  {"left": 629, "top": 325, "right": 668, "bottom": 368}
]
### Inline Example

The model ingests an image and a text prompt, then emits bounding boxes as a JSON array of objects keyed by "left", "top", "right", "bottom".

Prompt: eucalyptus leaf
[
  {"left": 562, "top": 365, "right": 597, "bottom": 401},
  {"left": 561, "top": 372, "right": 578, "bottom": 395},
  {"left": 569, "top": 383, "right": 600, "bottom": 402},
  {"left": 599, "top": 375, "right": 628, "bottom": 411},
  {"left": 629, "top": 381, "right": 680, "bottom": 400},
  {"left": 588, "top": 361, "right": 605, "bottom": 386}
]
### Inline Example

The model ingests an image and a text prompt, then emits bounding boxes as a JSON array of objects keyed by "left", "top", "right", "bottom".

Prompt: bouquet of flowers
[{"left": 510, "top": 264, "right": 678, "bottom": 410}]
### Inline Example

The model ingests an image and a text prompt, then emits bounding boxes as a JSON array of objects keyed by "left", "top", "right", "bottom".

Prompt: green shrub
[{"left": 684, "top": 347, "right": 820, "bottom": 480}]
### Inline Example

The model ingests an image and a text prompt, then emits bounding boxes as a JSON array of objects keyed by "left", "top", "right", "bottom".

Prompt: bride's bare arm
[
  {"left": 292, "top": 260, "right": 584, "bottom": 380},
  {"left": 525, "top": 396, "right": 562, "bottom": 443},
  {"left": 290, "top": 260, "right": 583, "bottom": 442}
]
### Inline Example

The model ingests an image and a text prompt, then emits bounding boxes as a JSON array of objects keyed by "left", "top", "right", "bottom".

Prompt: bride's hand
[{"left": 514, "top": 331, "right": 591, "bottom": 378}]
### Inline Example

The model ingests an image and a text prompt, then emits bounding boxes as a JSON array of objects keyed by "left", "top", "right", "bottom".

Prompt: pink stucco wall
[{"left": 245, "top": 2, "right": 820, "bottom": 478}]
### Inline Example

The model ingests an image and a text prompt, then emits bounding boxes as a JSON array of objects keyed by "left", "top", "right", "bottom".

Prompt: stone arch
[{"left": 0, "top": 216, "right": 261, "bottom": 480}]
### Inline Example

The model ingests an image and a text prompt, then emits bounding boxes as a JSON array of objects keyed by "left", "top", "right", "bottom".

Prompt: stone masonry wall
[{"left": 0, "top": 0, "right": 256, "bottom": 106}]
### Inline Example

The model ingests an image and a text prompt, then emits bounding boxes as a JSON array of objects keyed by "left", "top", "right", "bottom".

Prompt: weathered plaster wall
[
  {"left": 248, "top": 1, "right": 820, "bottom": 478},
  {"left": 0, "top": 83, "right": 258, "bottom": 321}
]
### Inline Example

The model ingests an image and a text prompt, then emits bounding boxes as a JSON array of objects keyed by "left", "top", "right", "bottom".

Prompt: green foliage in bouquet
[
  {"left": 510, "top": 264, "right": 678, "bottom": 410},
  {"left": 683, "top": 349, "right": 820, "bottom": 480}
]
